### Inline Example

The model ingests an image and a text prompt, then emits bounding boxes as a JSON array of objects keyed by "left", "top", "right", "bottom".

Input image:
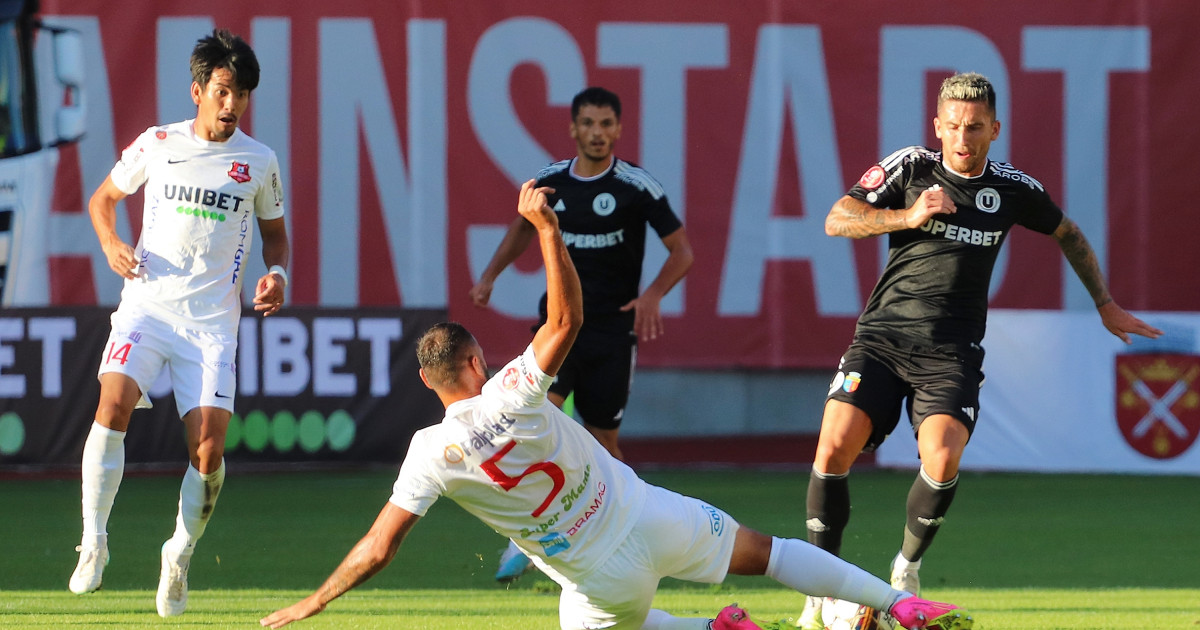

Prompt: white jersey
[
  {"left": 390, "top": 345, "right": 647, "bottom": 577},
  {"left": 109, "top": 120, "right": 285, "bottom": 332}
]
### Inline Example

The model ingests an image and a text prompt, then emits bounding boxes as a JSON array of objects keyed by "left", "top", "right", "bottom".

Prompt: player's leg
[
  {"left": 157, "top": 328, "right": 235, "bottom": 617},
  {"left": 893, "top": 350, "right": 980, "bottom": 593},
  {"left": 803, "top": 342, "right": 905, "bottom": 627},
  {"left": 573, "top": 334, "right": 635, "bottom": 461},
  {"left": 726, "top": 528, "right": 973, "bottom": 630},
  {"left": 70, "top": 373, "right": 142, "bottom": 594},
  {"left": 72, "top": 310, "right": 167, "bottom": 595}
]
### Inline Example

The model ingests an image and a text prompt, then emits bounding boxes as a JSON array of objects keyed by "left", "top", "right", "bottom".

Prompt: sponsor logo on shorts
[
  {"left": 538, "top": 532, "right": 571, "bottom": 556},
  {"left": 701, "top": 503, "right": 725, "bottom": 536}
]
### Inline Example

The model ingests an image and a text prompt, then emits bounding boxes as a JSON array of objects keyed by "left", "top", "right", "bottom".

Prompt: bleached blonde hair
[{"left": 937, "top": 72, "right": 996, "bottom": 115}]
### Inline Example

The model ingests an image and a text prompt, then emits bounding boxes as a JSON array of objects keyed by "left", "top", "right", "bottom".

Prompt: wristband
[{"left": 268, "top": 265, "right": 289, "bottom": 287}]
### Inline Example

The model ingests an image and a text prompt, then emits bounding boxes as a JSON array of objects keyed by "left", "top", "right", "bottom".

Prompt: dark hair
[
  {"left": 190, "top": 29, "right": 260, "bottom": 92},
  {"left": 416, "top": 323, "right": 478, "bottom": 390},
  {"left": 571, "top": 86, "right": 621, "bottom": 121}
]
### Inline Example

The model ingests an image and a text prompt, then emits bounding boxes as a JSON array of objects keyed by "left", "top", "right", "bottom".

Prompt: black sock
[
  {"left": 806, "top": 467, "right": 850, "bottom": 556},
  {"left": 901, "top": 467, "right": 958, "bottom": 562}
]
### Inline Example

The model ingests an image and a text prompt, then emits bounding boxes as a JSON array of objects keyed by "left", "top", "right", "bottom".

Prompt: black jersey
[
  {"left": 846, "top": 146, "right": 1064, "bottom": 348},
  {"left": 535, "top": 157, "right": 682, "bottom": 332}
]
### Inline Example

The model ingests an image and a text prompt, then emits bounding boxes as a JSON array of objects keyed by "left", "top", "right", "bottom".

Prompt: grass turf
[{"left": 2, "top": 468, "right": 1198, "bottom": 628}]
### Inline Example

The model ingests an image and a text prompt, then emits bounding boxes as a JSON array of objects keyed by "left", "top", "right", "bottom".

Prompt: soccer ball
[{"left": 820, "top": 598, "right": 891, "bottom": 630}]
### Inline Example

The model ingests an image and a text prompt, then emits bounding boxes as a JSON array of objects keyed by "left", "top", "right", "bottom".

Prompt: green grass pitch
[{"left": 1, "top": 468, "right": 1197, "bottom": 628}]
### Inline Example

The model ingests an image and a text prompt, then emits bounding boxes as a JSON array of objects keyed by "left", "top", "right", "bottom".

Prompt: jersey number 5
[{"left": 481, "top": 440, "right": 565, "bottom": 518}]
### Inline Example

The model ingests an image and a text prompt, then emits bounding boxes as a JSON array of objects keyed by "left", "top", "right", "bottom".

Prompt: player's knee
[{"left": 813, "top": 441, "right": 858, "bottom": 474}]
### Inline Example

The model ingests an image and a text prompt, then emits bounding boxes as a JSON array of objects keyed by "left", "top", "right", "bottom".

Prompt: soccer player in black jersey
[
  {"left": 796, "top": 72, "right": 1162, "bottom": 630},
  {"left": 470, "top": 86, "right": 693, "bottom": 581}
]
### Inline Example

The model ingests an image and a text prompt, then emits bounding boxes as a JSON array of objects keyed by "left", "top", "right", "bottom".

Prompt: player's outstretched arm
[
  {"left": 259, "top": 504, "right": 419, "bottom": 629},
  {"left": 521, "top": 179, "right": 581, "bottom": 376},
  {"left": 469, "top": 214, "right": 538, "bottom": 308},
  {"left": 1053, "top": 216, "right": 1162, "bottom": 344},
  {"left": 825, "top": 188, "right": 954, "bottom": 239}
]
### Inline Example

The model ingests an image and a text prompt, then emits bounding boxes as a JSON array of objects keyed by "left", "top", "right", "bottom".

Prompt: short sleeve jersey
[
  {"left": 389, "top": 345, "right": 647, "bottom": 577},
  {"left": 109, "top": 120, "right": 285, "bottom": 332},
  {"left": 535, "top": 158, "right": 682, "bottom": 330},
  {"left": 847, "top": 146, "right": 1063, "bottom": 348}
]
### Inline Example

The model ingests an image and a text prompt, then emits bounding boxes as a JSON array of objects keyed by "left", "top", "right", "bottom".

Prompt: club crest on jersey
[
  {"left": 975, "top": 187, "right": 1001, "bottom": 213},
  {"left": 155, "top": 130, "right": 167, "bottom": 140},
  {"left": 858, "top": 165, "right": 886, "bottom": 190},
  {"left": 228, "top": 161, "right": 251, "bottom": 183},
  {"left": 592, "top": 192, "right": 616, "bottom": 216}
]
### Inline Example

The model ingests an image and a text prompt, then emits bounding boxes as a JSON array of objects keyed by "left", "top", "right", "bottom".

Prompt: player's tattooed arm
[
  {"left": 825, "top": 195, "right": 910, "bottom": 238},
  {"left": 1053, "top": 216, "right": 1113, "bottom": 308}
]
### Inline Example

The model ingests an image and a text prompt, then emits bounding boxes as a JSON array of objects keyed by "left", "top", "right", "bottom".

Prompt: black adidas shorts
[
  {"left": 549, "top": 327, "right": 637, "bottom": 431},
  {"left": 826, "top": 333, "right": 985, "bottom": 451}
]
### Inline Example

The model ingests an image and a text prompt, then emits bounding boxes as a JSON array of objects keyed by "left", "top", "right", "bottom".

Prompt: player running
[{"left": 796, "top": 72, "right": 1160, "bottom": 629}]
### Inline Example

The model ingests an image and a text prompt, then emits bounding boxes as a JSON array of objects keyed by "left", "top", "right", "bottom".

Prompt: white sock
[
  {"left": 167, "top": 460, "right": 225, "bottom": 556},
  {"left": 765, "top": 537, "right": 906, "bottom": 612},
  {"left": 80, "top": 422, "right": 126, "bottom": 547},
  {"left": 893, "top": 550, "right": 922, "bottom": 573},
  {"left": 641, "top": 609, "right": 711, "bottom": 630}
]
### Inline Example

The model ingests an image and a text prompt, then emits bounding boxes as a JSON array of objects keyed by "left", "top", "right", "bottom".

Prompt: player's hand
[
  {"left": 904, "top": 184, "right": 955, "bottom": 229},
  {"left": 516, "top": 179, "right": 557, "bottom": 232},
  {"left": 260, "top": 595, "right": 325, "bottom": 628},
  {"left": 102, "top": 239, "right": 139, "bottom": 279},
  {"left": 1098, "top": 301, "right": 1163, "bottom": 344},
  {"left": 620, "top": 293, "right": 664, "bottom": 341},
  {"left": 253, "top": 272, "right": 286, "bottom": 317},
  {"left": 469, "top": 279, "right": 494, "bottom": 308}
]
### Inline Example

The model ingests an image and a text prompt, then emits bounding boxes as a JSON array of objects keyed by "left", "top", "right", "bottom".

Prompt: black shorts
[
  {"left": 826, "top": 333, "right": 985, "bottom": 451},
  {"left": 549, "top": 327, "right": 637, "bottom": 431}
]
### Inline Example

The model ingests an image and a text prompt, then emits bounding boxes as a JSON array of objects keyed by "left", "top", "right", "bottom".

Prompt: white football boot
[
  {"left": 794, "top": 595, "right": 823, "bottom": 630},
  {"left": 69, "top": 544, "right": 109, "bottom": 594},
  {"left": 156, "top": 541, "right": 192, "bottom": 617}
]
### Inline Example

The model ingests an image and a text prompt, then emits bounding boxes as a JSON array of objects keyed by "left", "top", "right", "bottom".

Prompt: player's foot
[
  {"left": 68, "top": 544, "right": 109, "bottom": 594},
  {"left": 494, "top": 543, "right": 534, "bottom": 583},
  {"left": 156, "top": 541, "right": 191, "bottom": 617},
  {"left": 888, "top": 597, "right": 973, "bottom": 630},
  {"left": 712, "top": 604, "right": 763, "bottom": 630},
  {"left": 890, "top": 552, "right": 921, "bottom": 595},
  {"left": 793, "top": 595, "right": 823, "bottom": 630}
]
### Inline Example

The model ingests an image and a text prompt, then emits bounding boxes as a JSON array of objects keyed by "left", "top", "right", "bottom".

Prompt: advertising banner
[
  {"left": 0, "top": 308, "right": 445, "bottom": 465},
  {"left": 17, "top": 0, "right": 1197, "bottom": 370}
]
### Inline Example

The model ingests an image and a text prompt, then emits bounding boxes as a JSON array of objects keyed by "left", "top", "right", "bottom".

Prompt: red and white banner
[{"left": 28, "top": 0, "right": 1200, "bottom": 368}]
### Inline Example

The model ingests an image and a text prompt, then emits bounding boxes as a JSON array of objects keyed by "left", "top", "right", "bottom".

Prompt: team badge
[
  {"left": 592, "top": 192, "right": 616, "bottom": 216},
  {"left": 1115, "top": 353, "right": 1200, "bottom": 459},
  {"left": 842, "top": 371, "right": 862, "bottom": 393},
  {"left": 502, "top": 367, "right": 519, "bottom": 390},
  {"left": 155, "top": 130, "right": 167, "bottom": 140},
  {"left": 975, "top": 187, "right": 1001, "bottom": 213},
  {"left": 228, "top": 161, "right": 252, "bottom": 183},
  {"left": 858, "top": 165, "right": 886, "bottom": 190}
]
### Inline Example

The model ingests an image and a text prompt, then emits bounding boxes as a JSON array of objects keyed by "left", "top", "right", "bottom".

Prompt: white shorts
[
  {"left": 540, "top": 484, "right": 740, "bottom": 630},
  {"left": 97, "top": 305, "right": 238, "bottom": 416}
]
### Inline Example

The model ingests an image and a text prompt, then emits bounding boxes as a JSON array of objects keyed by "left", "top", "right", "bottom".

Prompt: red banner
[{"left": 29, "top": 0, "right": 1200, "bottom": 368}]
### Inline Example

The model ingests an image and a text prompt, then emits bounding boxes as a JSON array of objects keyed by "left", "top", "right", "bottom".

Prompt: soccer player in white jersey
[
  {"left": 69, "top": 29, "right": 290, "bottom": 618},
  {"left": 259, "top": 181, "right": 972, "bottom": 630}
]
